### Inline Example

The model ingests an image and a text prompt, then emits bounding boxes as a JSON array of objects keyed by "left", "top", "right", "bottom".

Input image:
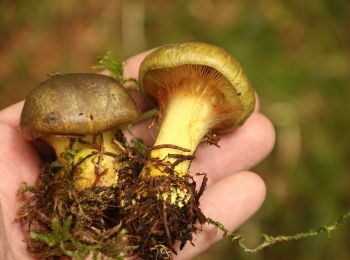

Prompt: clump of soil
[
  {"left": 118, "top": 164, "right": 208, "bottom": 259},
  {"left": 17, "top": 168, "right": 131, "bottom": 259}
]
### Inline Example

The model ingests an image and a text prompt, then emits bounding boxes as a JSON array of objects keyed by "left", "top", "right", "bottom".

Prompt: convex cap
[
  {"left": 139, "top": 42, "right": 255, "bottom": 132},
  {"left": 20, "top": 73, "right": 139, "bottom": 139}
]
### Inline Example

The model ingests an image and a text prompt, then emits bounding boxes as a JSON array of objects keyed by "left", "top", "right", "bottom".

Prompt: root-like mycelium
[{"left": 119, "top": 42, "right": 256, "bottom": 259}]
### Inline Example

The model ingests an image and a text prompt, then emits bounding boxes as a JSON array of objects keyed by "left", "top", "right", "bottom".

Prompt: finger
[
  {"left": 0, "top": 123, "right": 40, "bottom": 259},
  {"left": 124, "top": 50, "right": 153, "bottom": 80},
  {"left": 0, "top": 101, "right": 24, "bottom": 130},
  {"left": 127, "top": 112, "right": 275, "bottom": 184},
  {"left": 0, "top": 201, "right": 15, "bottom": 259},
  {"left": 190, "top": 112, "right": 275, "bottom": 184},
  {"left": 125, "top": 119, "right": 156, "bottom": 145},
  {"left": 123, "top": 50, "right": 155, "bottom": 111},
  {"left": 175, "top": 171, "right": 266, "bottom": 259}
]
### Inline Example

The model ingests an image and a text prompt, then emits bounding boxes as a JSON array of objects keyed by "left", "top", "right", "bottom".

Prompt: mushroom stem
[
  {"left": 142, "top": 90, "right": 213, "bottom": 178},
  {"left": 42, "top": 129, "right": 122, "bottom": 190}
]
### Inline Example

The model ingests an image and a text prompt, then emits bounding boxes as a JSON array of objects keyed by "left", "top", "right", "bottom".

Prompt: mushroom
[
  {"left": 20, "top": 73, "right": 139, "bottom": 190},
  {"left": 140, "top": 42, "right": 255, "bottom": 183},
  {"left": 119, "top": 42, "right": 256, "bottom": 257}
]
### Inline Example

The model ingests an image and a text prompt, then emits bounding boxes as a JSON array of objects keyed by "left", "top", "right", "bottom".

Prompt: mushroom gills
[{"left": 142, "top": 64, "right": 243, "bottom": 178}]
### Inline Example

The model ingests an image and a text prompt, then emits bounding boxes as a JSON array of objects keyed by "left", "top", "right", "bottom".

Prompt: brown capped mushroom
[{"left": 20, "top": 73, "right": 139, "bottom": 190}]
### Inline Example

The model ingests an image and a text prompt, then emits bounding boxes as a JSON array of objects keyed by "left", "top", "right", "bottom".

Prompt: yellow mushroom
[
  {"left": 139, "top": 42, "right": 255, "bottom": 204},
  {"left": 119, "top": 43, "right": 256, "bottom": 258}
]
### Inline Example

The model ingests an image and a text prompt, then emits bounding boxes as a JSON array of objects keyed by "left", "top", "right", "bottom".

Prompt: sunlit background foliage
[{"left": 1, "top": 1, "right": 349, "bottom": 259}]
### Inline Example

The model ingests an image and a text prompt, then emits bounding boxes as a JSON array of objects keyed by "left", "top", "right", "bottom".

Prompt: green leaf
[
  {"left": 29, "top": 215, "right": 129, "bottom": 259},
  {"left": 30, "top": 216, "right": 73, "bottom": 246},
  {"left": 62, "top": 215, "right": 73, "bottom": 238},
  {"left": 50, "top": 160, "right": 62, "bottom": 170},
  {"left": 62, "top": 148, "right": 76, "bottom": 164},
  {"left": 30, "top": 216, "right": 99, "bottom": 258},
  {"left": 61, "top": 240, "right": 98, "bottom": 260},
  {"left": 93, "top": 51, "right": 124, "bottom": 83},
  {"left": 131, "top": 138, "right": 148, "bottom": 159},
  {"left": 93, "top": 51, "right": 142, "bottom": 94},
  {"left": 16, "top": 182, "right": 36, "bottom": 195}
]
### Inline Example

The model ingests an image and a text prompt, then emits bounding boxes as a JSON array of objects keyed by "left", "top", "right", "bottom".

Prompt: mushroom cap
[
  {"left": 139, "top": 42, "right": 255, "bottom": 132},
  {"left": 20, "top": 73, "right": 140, "bottom": 139}
]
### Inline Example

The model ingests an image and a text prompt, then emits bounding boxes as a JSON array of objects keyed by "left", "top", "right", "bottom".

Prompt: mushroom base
[
  {"left": 42, "top": 129, "right": 125, "bottom": 190},
  {"left": 17, "top": 163, "right": 135, "bottom": 259},
  {"left": 119, "top": 173, "right": 208, "bottom": 259}
]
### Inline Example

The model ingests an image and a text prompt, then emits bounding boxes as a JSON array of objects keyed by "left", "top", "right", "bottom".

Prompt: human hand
[{"left": 0, "top": 51, "right": 275, "bottom": 259}]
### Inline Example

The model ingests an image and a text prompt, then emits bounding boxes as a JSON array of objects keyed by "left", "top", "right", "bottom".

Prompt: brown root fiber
[{"left": 118, "top": 170, "right": 208, "bottom": 259}]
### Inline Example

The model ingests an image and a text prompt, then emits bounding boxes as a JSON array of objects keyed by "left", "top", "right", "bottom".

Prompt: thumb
[{"left": 0, "top": 201, "right": 15, "bottom": 260}]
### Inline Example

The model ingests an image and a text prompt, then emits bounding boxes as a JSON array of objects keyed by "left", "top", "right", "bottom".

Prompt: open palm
[{"left": 0, "top": 52, "right": 275, "bottom": 259}]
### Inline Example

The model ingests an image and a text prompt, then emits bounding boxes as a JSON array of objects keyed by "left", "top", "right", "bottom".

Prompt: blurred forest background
[{"left": 0, "top": 0, "right": 349, "bottom": 259}]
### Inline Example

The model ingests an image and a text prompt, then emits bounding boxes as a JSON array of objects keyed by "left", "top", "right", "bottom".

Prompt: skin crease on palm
[{"left": 0, "top": 50, "right": 275, "bottom": 260}]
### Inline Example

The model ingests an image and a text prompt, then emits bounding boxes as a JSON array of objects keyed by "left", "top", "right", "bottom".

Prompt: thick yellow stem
[
  {"left": 142, "top": 92, "right": 213, "bottom": 178},
  {"left": 43, "top": 130, "right": 122, "bottom": 190}
]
